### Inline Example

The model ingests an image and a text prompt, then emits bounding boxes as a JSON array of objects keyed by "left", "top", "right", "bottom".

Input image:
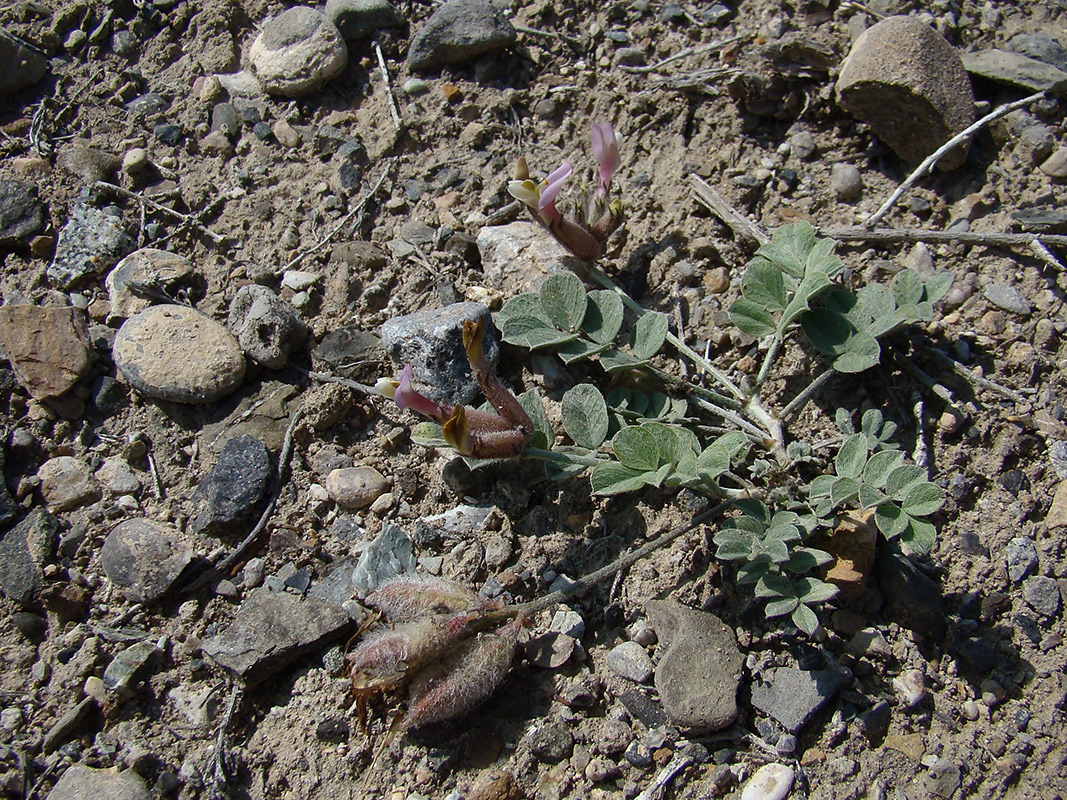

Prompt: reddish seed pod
[{"left": 365, "top": 575, "right": 490, "bottom": 621}]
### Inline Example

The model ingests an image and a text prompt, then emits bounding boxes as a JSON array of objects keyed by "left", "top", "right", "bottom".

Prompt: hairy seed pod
[
  {"left": 365, "top": 575, "right": 489, "bottom": 621},
  {"left": 401, "top": 619, "right": 522, "bottom": 730}
]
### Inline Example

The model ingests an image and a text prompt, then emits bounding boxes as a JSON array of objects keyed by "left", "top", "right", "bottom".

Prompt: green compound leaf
[
  {"left": 808, "top": 473, "right": 836, "bottom": 498},
  {"left": 714, "top": 529, "right": 756, "bottom": 561},
  {"left": 729, "top": 298, "right": 776, "bottom": 338},
  {"left": 630, "top": 311, "right": 670, "bottom": 360},
  {"left": 755, "top": 572, "right": 795, "bottom": 599},
  {"left": 539, "top": 272, "right": 588, "bottom": 333},
  {"left": 544, "top": 446, "right": 596, "bottom": 480},
  {"left": 766, "top": 596, "right": 801, "bottom": 619},
  {"left": 902, "top": 482, "right": 945, "bottom": 517},
  {"left": 924, "top": 271, "right": 953, "bottom": 304},
  {"left": 697, "top": 443, "right": 732, "bottom": 479},
  {"left": 517, "top": 327, "right": 578, "bottom": 351},
  {"left": 801, "top": 308, "right": 853, "bottom": 355},
  {"left": 754, "top": 536, "right": 791, "bottom": 563},
  {"left": 561, "top": 384, "right": 609, "bottom": 450},
  {"left": 874, "top": 501, "right": 908, "bottom": 537},
  {"left": 742, "top": 259, "right": 787, "bottom": 311},
  {"left": 583, "top": 289, "right": 624, "bottom": 344},
  {"left": 863, "top": 449, "right": 906, "bottom": 489},
  {"left": 500, "top": 313, "right": 554, "bottom": 345},
  {"left": 835, "top": 433, "right": 869, "bottom": 479},
  {"left": 886, "top": 464, "right": 927, "bottom": 499},
  {"left": 891, "top": 269, "right": 925, "bottom": 307},
  {"left": 612, "top": 424, "right": 660, "bottom": 471},
  {"left": 781, "top": 271, "right": 833, "bottom": 329},
  {"left": 757, "top": 220, "right": 816, "bottom": 278},
  {"left": 858, "top": 481, "right": 886, "bottom": 510},
  {"left": 519, "top": 389, "right": 552, "bottom": 450},
  {"left": 737, "top": 560, "right": 773, "bottom": 584},
  {"left": 556, "top": 338, "right": 608, "bottom": 364},
  {"left": 833, "top": 332, "right": 881, "bottom": 374},
  {"left": 805, "top": 236, "right": 843, "bottom": 279},
  {"left": 795, "top": 576, "right": 840, "bottom": 604},
  {"left": 784, "top": 547, "right": 833, "bottom": 573},
  {"left": 641, "top": 422, "right": 681, "bottom": 465},
  {"left": 831, "top": 476, "right": 861, "bottom": 508},
  {"left": 590, "top": 461, "right": 647, "bottom": 495},
  {"left": 791, "top": 603, "right": 820, "bottom": 634},
  {"left": 498, "top": 292, "right": 550, "bottom": 330},
  {"left": 901, "top": 515, "right": 937, "bottom": 553},
  {"left": 600, "top": 348, "right": 645, "bottom": 374}
]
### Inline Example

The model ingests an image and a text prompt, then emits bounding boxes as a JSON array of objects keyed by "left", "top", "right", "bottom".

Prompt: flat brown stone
[{"left": 0, "top": 304, "right": 93, "bottom": 400}]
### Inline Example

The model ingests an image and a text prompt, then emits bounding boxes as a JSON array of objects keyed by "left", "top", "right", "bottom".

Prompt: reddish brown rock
[{"left": 0, "top": 304, "right": 93, "bottom": 400}]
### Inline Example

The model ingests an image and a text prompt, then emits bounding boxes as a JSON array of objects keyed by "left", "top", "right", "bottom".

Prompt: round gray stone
[
  {"left": 325, "top": 0, "right": 403, "bottom": 39},
  {"left": 406, "top": 0, "right": 516, "bottom": 71},
  {"left": 45, "top": 765, "right": 150, "bottom": 800},
  {"left": 249, "top": 7, "right": 347, "bottom": 97},
  {"left": 114, "top": 304, "right": 246, "bottom": 404},
  {"left": 101, "top": 518, "right": 193, "bottom": 603},
  {"left": 227, "top": 284, "right": 308, "bottom": 369}
]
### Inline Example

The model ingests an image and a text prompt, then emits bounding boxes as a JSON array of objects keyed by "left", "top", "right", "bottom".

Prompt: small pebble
[
  {"left": 605, "top": 641, "right": 653, "bottom": 683},
  {"left": 325, "top": 466, "right": 390, "bottom": 509},
  {"left": 741, "top": 763, "right": 794, "bottom": 800},
  {"left": 831, "top": 163, "right": 862, "bottom": 201}
]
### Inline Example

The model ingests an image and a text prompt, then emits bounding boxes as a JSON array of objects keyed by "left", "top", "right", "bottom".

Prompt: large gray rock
[
  {"left": 379, "top": 301, "right": 498, "bottom": 406},
  {"left": 113, "top": 305, "right": 246, "bottom": 404},
  {"left": 45, "top": 765, "right": 150, "bottom": 800},
  {"left": 100, "top": 518, "right": 193, "bottom": 603},
  {"left": 0, "top": 305, "right": 93, "bottom": 401},
  {"left": 0, "top": 179, "right": 44, "bottom": 244},
  {"left": 227, "top": 284, "right": 307, "bottom": 369},
  {"left": 407, "top": 0, "right": 515, "bottom": 71},
  {"left": 189, "top": 434, "right": 272, "bottom": 537},
  {"left": 476, "top": 222, "right": 586, "bottom": 293},
  {"left": 201, "top": 587, "right": 351, "bottom": 683},
  {"left": 750, "top": 667, "right": 847, "bottom": 733},
  {"left": 248, "top": 7, "right": 347, "bottom": 97},
  {"left": 325, "top": 0, "right": 403, "bottom": 39},
  {"left": 646, "top": 600, "right": 743, "bottom": 731},
  {"left": 48, "top": 201, "right": 135, "bottom": 289},
  {"left": 1008, "top": 33, "right": 1067, "bottom": 73},
  {"left": 0, "top": 29, "right": 47, "bottom": 97},
  {"left": 836, "top": 16, "right": 974, "bottom": 169}
]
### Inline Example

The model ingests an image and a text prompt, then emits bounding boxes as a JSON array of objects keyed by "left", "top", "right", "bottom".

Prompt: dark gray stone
[
  {"left": 525, "top": 719, "right": 574, "bottom": 763},
  {"left": 406, "top": 0, "right": 516, "bottom": 71},
  {"left": 923, "top": 759, "right": 961, "bottom": 799},
  {"left": 312, "top": 327, "right": 384, "bottom": 377},
  {"left": 750, "top": 667, "right": 847, "bottom": 733},
  {"left": 227, "top": 285, "right": 307, "bottom": 369},
  {"left": 326, "top": 0, "right": 403, "bottom": 39},
  {"left": 983, "top": 283, "right": 1031, "bottom": 316},
  {"left": 125, "top": 92, "right": 169, "bottom": 117},
  {"left": 308, "top": 560, "right": 359, "bottom": 606},
  {"left": 0, "top": 30, "right": 47, "bottom": 97},
  {"left": 1008, "top": 33, "right": 1067, "bottom": 73},
  {"left": 43, "top": 764, "right": 150, "bottom": 800},
  {"left": 0, "top": 446, "right": 16, "bottom": 526},
  {"left": 211, "top": 102, "right": 241, "bottom": 139},
  {"left": 1012, "top": 208, "right": 1067, "bottom": 233},
  {"left": 0, "top": 508, "right": 55, "bottom": 604},
  {"left": 48, "top": 201, "right": 135, "bottom": 289},
  {"left": 100, "top": 518, "right": 193, "bottom": 603},
  {"left": 873, "top": 545, "right": 947, "bottom": 641},
  {"left": 1023, "top": 575, "right": 1061, "bottom": 617},
  {"left": 153, "top": 124, "right": 184, "bottom": 145},
  {"left": 962, "top": 49, "right": 1067, "bottom": 92},
  {"left": 0, "top": 180, "right": 44, "bottom": 244},
  {"left": 617, "top": 688, "right": 668, "bottom": 728},
  {"left": 858, "top": 699, "right": 891, "bottom": 741},
  {"left": 953, "top": 635, "right": 999, "bottom": 674},
  {"left": 1005, "top": 537, "right": 1039, "bottom": 583},
  {"left": 201, "top": 587, "right": 351, "bottom": 683},
  {"left": 379, "top": 301, "right": 498, "bottom": 406},
  {"left": 646, "top": 599, "right": 743, "bottom": 731},
  {"left": 189, "top": 435, "right": 272, "bottom": 537},
  {"left": 332, "top": 138, "right": 367, "bottom": 196}
]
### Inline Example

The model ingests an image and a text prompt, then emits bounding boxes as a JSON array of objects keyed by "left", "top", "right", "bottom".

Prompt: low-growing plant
[{"left": 378, "top": 123, "right": 949, "bottom": 639}]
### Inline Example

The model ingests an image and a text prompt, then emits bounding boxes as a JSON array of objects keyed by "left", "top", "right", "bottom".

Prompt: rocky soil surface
[{"left": 1, "top": 0, "right": 1067, "bottom": 799}]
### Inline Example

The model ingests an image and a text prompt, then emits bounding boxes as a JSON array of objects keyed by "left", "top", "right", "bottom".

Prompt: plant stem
[
  {"left": 644, "top": 365, "right": 743, "bottom": 410},
  {"left": 480, "top": 498, "right": 738, "bottom": 622},
  {"left": 781, "top": 368, "right": 836, "bottom": 420},
  {"left": 754, "top": 334, "right": 782, "bottom": 390},
  {"left": 583, "top": 262, "right": 747, "bottom": 401},
  {"left": 524, "top": 447, "right": 608, "bottom": 467}
]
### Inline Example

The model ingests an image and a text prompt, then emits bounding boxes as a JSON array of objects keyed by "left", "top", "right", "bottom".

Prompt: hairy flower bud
[{"left": 366, "top": 575, "right": 491, "bottom": 621}]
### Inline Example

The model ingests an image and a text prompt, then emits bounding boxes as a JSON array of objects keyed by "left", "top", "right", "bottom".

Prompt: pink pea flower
[
  {"left": 590, "top": 122, "right": 621, "bottom": 193},
  {"left": 537, "top": 161, "right": 572, "bottom": 222},
  {"left": 379, "top": 364, "right": 450, "bottom": 421}
]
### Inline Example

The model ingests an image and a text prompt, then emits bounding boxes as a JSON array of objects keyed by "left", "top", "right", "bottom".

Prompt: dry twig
[
  {"left": 619, "top": 34, "right": 747, "bottom": 74},
  {"left": 819, "top": 225, "right": 1067, "bottom": 249},
  {"left": 373, "top": 39, "right": 403, "bottom": 132},
  {"left": 690, "top": 174, "right": 770, "bottom": 247},
  {"left": 92, "top": 181, "right": 231, "bottom": 247},
  {"left": 864, "top": 89, "right": 1049, "bottom": 228},
  {"left": 208, "top": 682, "right": 243, "bottom": 800}
]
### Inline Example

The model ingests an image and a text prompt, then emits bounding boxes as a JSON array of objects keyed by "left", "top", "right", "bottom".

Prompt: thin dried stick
[
  {"left": 690, "top": 174, "right": 770, "bottom": 247},
  {"left": 619, "top": 34, "right": 746, "bottom": 74},
  {"left": 93, "top": 181, "right": 230, "bottom": 246},
  {"left": 513, "top": 23, "right": 584, "bottom": 50},
  {"left": 864, "top": 89, "right": 1048, "bottom": 228},
  {"left": 282, "top": 158, "right": 394, "bottom": 273},
  {"left": 918, "top": 344, "right": 1033, "bottom": 404},
  {"left": 1029, "top": 238, "right": 1066, "bottom": 271},
  {"left": 819, "top": 225, "right": 1067, "bottom": 249},
  {"left": 373, "top": 39, "right": 403, "bottom": 132},
  {"left": 208, "top": 682, "right": 242, "bottom": 800}
]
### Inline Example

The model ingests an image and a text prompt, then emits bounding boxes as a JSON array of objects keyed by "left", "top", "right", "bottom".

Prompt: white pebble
[{"left": 742, "top": 763, "right": 794, "bottom": 800}]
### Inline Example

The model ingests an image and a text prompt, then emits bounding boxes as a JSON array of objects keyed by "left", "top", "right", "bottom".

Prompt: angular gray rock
[
  {"left": 646, "top": 600, "right": 743, "bottom": 731},
  {"left": 48, "top": 201, "right": 134, "bottom": 289},
  {"left": 836, "top": 16, "right": 974, "bottom": 169},
  {"left": 1023, "top": 575, "right": 1061, "bottom": 617},
  {"left": 105, "top": 247, "right": 195, "bottom": 321},
  {"left": 248, "top": 7, "right": 347, "bottom": 97},
  {"left": 100, "top": 518, "right": 193, "bottom": 603},
  {"left": 189, "top": 434, "right": 272, "bottom": 537},
  {"left": 0, "top": 179, "right": 44, "bottom": 243},
  {"left": 0, "top": 508, "right": 56, "bottom": 605},
  {"left": 982, "top": 283, "right": 1031, "bottom": 316},
  {"left": 605, "top": 641, "right": 654, "bottom": 683},
  {"left": 0, "top": 305, "right": 93, "bottom": 401},
  {"left": 379, "top": 301, "right": 498, "bottom": 406},
  {"left": 201, "top": 587, "right": 351, "bottom": 683},
  {"left": 103, "top": 640, "right": 162, "bottom": 697},
  {"left": 1005, "top": 536, "right": 1039, "bottom": 583},
  {"left": 0, "top": 447, "right": 15, "bottom": 526},
  {"left": 476, "top": 222, "right": 587, "bottom": 293},
  {"left": 37, "top": 456, "right": 100, "bottom": 512},
  {"left": 44, "top": 764, "right": 150, "bottom": 800},
  {"left": 113, "top": 305, "right": 246, "bottom": 404},
  {"left": 1008, "top": 33, "right": 1067, "bottom": 73},
  {"left": 227, "top": 284, "right": 308, "bottom": 369},
  {"left": 961, "top": 49, "right": 1067, "bottom": 92},
  {"left": 406, "top": 0, "right": 516, "bottom": 71},
  {"left": 0, "top": 29, "right": 48, "bottom": 97},
  {"left": 325, "top": 0, "right": 403, "bottom": 39},
  {"left": 750, "top": 667, "right": 847, "bottom": 733}
]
